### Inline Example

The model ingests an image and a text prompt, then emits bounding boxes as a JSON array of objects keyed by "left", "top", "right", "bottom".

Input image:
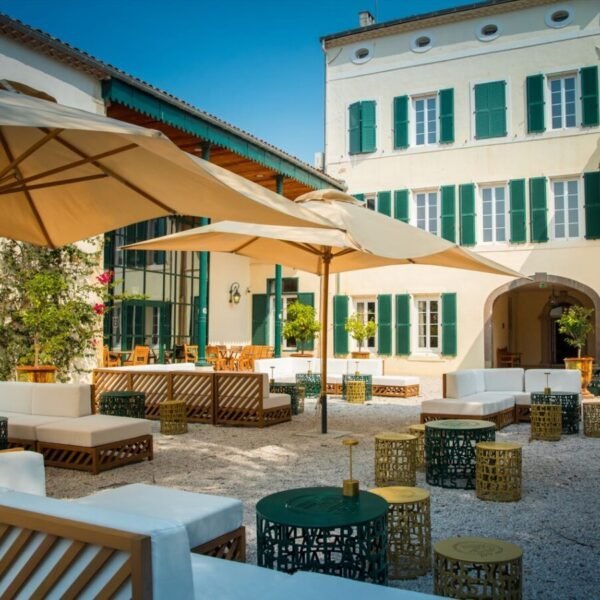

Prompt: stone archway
[{"left": 483, "top": 273, "right": 600, "bottom": 367}]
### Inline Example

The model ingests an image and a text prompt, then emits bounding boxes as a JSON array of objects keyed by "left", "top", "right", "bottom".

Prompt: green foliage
[
  {"left": 344, "top": 313, "right": 377, "bottom": 351},
  {"left": 282, "top": 301, "right": 320, "bottom": 354},
  {"left": 0, "top": 240, "right": 108, "bottom": 381},
  {"left": 557, "top": 305, "right": 594, "bottom": 358}
]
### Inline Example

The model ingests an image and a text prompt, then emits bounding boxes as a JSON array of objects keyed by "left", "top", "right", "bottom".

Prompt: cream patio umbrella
[
  {"left": 125, "top": 196, "right": 522, "bottom": 433},
  {"left": 0, "top": 91, "right": 331, "bottom": 247}
]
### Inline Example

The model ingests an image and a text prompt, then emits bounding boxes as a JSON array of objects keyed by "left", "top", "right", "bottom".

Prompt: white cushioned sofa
[
  {"left": 254, "top": 358, "right": 420, "bottom": 398},
  {"left": 420, "top": 368, "right": 581, "bottom": 429}
]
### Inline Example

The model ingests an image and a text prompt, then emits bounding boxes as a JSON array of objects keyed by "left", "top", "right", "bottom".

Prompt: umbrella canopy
[
  {"left": 0, "top": 91, "right": 330, "bottom": 247},
  {"left": 125, "top": 206, "right": 522, "bottom": 433}
]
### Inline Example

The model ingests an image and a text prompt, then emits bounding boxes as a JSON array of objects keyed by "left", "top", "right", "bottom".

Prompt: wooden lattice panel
[
  {"left": 7, "top": 438, "right": 36, "bottom": 451},
  {"left": 92, "top": 370, "right": 132, "bottom": 412},
  {"left": 193, "top": 526, "right": 246, "bottom": 562},
  {"left": 131, "top": 372, "right": 169, "bottom": 419},
  {"left": 0, "top": 505, "right": 152, "bottom": 598},
  {"left": 172, "top": 372, "right": 214, "bottom": 423},
  {"left": 373, "top": 384, "right": 420, "bottom": 398}
]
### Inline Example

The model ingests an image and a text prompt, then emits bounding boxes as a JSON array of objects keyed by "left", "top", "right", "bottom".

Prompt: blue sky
[{"left": 1, "top": 0, "right": 477, "bottom": 164}]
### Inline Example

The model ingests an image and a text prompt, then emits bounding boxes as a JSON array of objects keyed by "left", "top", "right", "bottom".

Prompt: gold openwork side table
[
  {"left": 408, "top": 424, "right": 425, "bottom": 471},
  {"left": 346, "top": 380, "right": 366, "bottom": 404},
  {"left": 434, "top": 536, "right": 523, "bottom": 599},
  {"left": 583, "top": 401, "right": 600, "bottom": 437},
  {"left": 476, "top": 442, "right": 522, "bottom": 502},
  {"left": 530, "top": 403, "right": 562, "bottom": 441},
  {"left": 374, "top": 433, "right": 417, "bottom": 487},
  {"left": 370, "top": 486, "right": 431, "bottom": 579},
  {"left": 160, "top": 400, "right": 188, "bottom": 434}
]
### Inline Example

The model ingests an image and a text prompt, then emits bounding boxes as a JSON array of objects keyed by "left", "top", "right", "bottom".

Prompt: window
[
  {"left": 416, "top": 297, "right": 440, "bottom": 353},
  {"left": 365, "top": 194, "right": 376, "bottom": 211},
  {"left": 410, "top": 34, "right": 433, "bottom": 53},
  {"left": 414, "top": 191, "right": 439, "bottom": 235},
  {"left": 474, "top": 81, "right": 507, "bottom": 139},
  {"left": 414, "top": 95, "right": 437, "bottom": 146},
  {"left": 549, "top": 74, "right": 577, "bottom": 129},
  {"left": 348, "top": 101, "right": 376, "bottom": 154},
  {"left": 545, "top": 6, "right": 573, "bottom": 28},
  {"left": 476, "top": 22, "right": 501, "bottom": 41},
  {"left": 481, "top": 185, "right": 507, "bottom": 243},
  {"left": 552, "top": 180, "right": 581, "bottom": 239},
  {"left": 352, "top": 44, "right": 373, "bottom": 64},
  {"left": 355, "top": 299, "right": 376, "bottom": 350}
]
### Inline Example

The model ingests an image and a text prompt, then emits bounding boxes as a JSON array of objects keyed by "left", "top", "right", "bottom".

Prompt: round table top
[
  {"left": 434, "top": 536, "right": 522, "bottom": 563},
  {"left": 476, "top": 441, "right": 522, "bottom": 452},
  {"left": 375, "top": 432, "right": 417, "bottom": 442},
  {"left": 370, "top": 486, "right": 429, "bottom": 504},
  {"left": 256, "top": 486, "right": 388, "bottom": 528},
  {"left": 408, "top": 423, "right": 426, "bottom": 433},
  {"left": 425, "top": 419, "right": 495, "bottom": 431}
]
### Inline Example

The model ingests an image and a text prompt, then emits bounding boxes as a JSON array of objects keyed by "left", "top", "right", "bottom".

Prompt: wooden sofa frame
[
  {"left": 193, "top": 525, "right": 246, "bottom": 562},
  {"left": 326, "top": 382, "right": 420, "bottom": 398}
]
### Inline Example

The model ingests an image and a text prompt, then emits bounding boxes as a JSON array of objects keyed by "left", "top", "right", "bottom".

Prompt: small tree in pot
[
  {"left": 345, "top": 313, "right": 377, "bottom": 358},
  {"left": 282, "top": 301, "right": 320, "bottom": 356}
]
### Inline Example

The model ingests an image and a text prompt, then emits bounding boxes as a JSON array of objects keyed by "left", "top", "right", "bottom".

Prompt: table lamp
[
  {"left": 355, "top": 360, "right": 360, "bottom": 376},
  {"left": 342, "top": 438, "right": 360, "bottom": 497},
  {"left": 544, "top": 371, "right": 551, "bottom": 395},
  {"left": 270, "top": 366, "right": 275, "bottom": 385}
]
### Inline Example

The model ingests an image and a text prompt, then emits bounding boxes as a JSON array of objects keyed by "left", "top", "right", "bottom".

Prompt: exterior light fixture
[{"left": 229, "top": 282, "right": 241, "bottom": 304}]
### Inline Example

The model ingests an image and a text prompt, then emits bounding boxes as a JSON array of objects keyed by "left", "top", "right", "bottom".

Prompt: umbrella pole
[{"left": 320, "top": 250, "right": 332, "bottom": 434}]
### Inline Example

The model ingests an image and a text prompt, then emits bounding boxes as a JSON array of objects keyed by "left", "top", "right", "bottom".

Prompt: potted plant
[
  {"left": 282, "top": 301, "right": 320, "bottom": 357},
  {"left": 345, "top": 313, "right": 377, "bottom": 359},
  {"left": 558, "top": 305, "right": 595, "bottom": 395}
]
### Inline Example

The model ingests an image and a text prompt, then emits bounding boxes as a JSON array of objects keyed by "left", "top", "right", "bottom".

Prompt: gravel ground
[{"left": 47, "top": 376, "right": 600, "bottom": 599}]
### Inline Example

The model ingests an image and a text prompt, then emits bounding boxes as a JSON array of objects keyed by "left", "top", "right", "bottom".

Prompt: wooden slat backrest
[{"left": 0, "top": 506, "right": 152, "bottom": 599}]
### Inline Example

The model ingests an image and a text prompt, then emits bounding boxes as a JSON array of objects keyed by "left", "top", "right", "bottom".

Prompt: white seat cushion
[
  {"left": 2, "top": 411, "right": 68, "bottom": 441},
  {"left": 483, "top": 369, "right": 524, "bottom": 392},
  {"left": 422, "top": 392, "right": 515, "bottom": 416},
  {"left": 35, "top": 414, "right": 151, "bottom": 447},
  {"left": 31, "top": 383, "right": 91, "bottom": 418},
  {"left": 372, "top": 376, "right": 420, "bottom": 386},
  {"left": 515, "top": 392, "right": 532, "bottom": 406},
  {"left": 264, "top": 393, "right": 291, "bottom": 410},
  {"left": 0, "top": 382, "right": 33, "bottom": 414},
  {"left": 0, "top": 451, "right": 46, "bottom": 496},
  {"left": 78, "top": 483, "right": 242, "bottom": 549}
]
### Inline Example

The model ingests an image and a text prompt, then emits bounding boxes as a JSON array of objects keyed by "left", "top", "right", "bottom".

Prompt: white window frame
[
  {"left": 413, "top": 295, "right": 441, "bottom": 356},
  {"left": 412, "top": 190, "right": 440, "bottom": 236},
  {"left": 479, "top": 184, "right": 509, "bottom": 244},
  {"left": 547, "top": 72, "right": 579, "bottom": 131},
  {"left": 352, "top": 298, "right": 377, "bottom": 352},
  {"left": 550, "top": 178, "right": 583, "bottom": 241},
  {"left": 412, "top": 94, "right": 438, "bottom": 147}
]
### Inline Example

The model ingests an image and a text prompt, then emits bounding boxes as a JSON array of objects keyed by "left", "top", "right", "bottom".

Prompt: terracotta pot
[
  {"left": 564, "top": 356, "right": 594, "bottom": 397},
  {"left": 351, "top": 351, "right": 370, "bottom": 359}
]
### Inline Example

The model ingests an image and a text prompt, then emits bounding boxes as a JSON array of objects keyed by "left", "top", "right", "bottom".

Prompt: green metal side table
[
  {"left": 270, "top": 381, "right": 305, "bottom": 415},
  {"left": 342, "top": 374, "right": 373, "bottom": 401},
  {"left": 256, "top": 486, "right": 388, "bottom": 584},
  {"left": 98, "top": 391, "right": 146, "bottom": 419},
  {"left": 0, "top": 417, "right": 7, "bottom": 450},
  {"left": 425, "top": 419, "right": 496, "bottom": 489},
  {"left": 295, "top": 373, "right": 321, "bottom": 399},
  {"left": 531, "top": 391, "right": 580, "bottom": 434}
]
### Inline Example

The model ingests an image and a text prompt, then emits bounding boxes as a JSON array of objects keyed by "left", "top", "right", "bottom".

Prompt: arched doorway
[{"left": 484, "top": 274, "right": 599, "bottom": 368}]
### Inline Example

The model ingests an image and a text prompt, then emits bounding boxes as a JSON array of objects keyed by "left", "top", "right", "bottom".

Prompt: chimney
[{"left": 359, "top": 11, "right": 375, "bottom": 27}]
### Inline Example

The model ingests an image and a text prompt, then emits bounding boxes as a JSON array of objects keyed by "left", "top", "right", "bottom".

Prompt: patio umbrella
[
  {"left": 0, "top": 90, "right": 330, "bottom": 247},
  {"left": 125, "top": 195, "right": 522, "bottom": 433}
]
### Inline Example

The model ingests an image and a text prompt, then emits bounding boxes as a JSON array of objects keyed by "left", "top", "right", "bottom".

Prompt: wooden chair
[
  {"left": 102, "top": 345, "right": 120, "bottom": 367},
  {"left": 184, "top": 344, "right": 199, "bottom": 363},
  {"left": 206, "top": 345, "right": 226, "bottom": 370},
  {"left": 123, "top": 345, "right": 150, "bottom": 366},
  {"left": 235, "top": 346, "right": 254, "bottom": 371},
  {"left": 496, "top": 347, "right": 521, "bottom": 367}
]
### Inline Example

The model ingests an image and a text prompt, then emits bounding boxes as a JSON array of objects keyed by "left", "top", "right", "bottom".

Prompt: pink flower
[
  {"left": 96, "top": 271, "right": 113, "bottom": 285},
  {"left": 93, "top": 303, "right": 106, "bottom": 315}
]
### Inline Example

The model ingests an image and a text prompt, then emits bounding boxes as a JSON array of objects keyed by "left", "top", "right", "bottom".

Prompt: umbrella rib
[
  {"left": 41, "top": 129, "right": 178, "bottom": 215},
  {"left": 280, "top": 240, "right": 323, "bottom": 256},
  {"left": 0, "top": 143, "right": 138, "bottom": 192},
  {"left": 0, "top": 128, "right": 65, "bottom": 180},
  {"left": 0, "top": 130, "right": 55, "bottom": 247},
  {"left": 0, "top": 173, "right": 108, "bottom": 195},
  {"left": 232, "top": 237, "right": 260, "bottom": 253}
]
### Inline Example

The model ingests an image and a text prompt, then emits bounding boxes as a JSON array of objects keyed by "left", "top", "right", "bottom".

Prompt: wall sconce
[{"left": 229, "top": 282, "right": 241, "bottom": 304}]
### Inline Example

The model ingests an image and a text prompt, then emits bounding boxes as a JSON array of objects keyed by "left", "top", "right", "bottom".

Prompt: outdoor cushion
[
  {"left": 1, "top": 411, "right": 68, "bottom": 441},
  {"left": 35, "top": 414, "right": 151, "bottom": 447},
  {"left": 421, "top": 392, "right": 514, "bottom": 416},
  {"left": 445, "top": 370, "right": 485, "bottom": 398},
  {"left": 0, "top": 490, "right": 194, "bottom": 600},
  {"left": 264, "top": 393, "right": 291, "bottom": 410},
  {"left": 30, "top": 382, "right": 91, "bottom": 417},
  {"left": 0, "top": 450, "right": 46, "bottom": 496},
  {"left": 514, "top": 392, "right": 532, "bottom": 406},
  {"left": 525, "top": 369, "right": 581, "bottom": 393},
  {"left": 0, "top": 382, "right": 33, "bottom": 414},
  {"left": 483, "top": 368, "right": 524, "bottom": 392},
  {"left": 372, "top": 375, "right": 420, "bottom": 387},
  {"left": 77, "top": 483, "right": 242, "bottom": 549}
]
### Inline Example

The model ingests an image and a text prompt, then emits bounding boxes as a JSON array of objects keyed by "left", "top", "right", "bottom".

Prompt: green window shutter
[
  {"left": 394, "top": 190, "right": 409, "bottom": 222},
  {"left": 439, "top": 88, "right": 454, "bottom": 143},
  {"left": 393, "top": 96, "right": 409, "bottom": 149},
  {"left": 377, "top": 191, "right": 392, "bottom": 216},
  {"left": 251, "top": 294, "right": 269, "bottom": 345},
  {"left": 333, "top": 295, "right": 349, "bottom": 356},
  {"left": 349, "top": 102, "right": 361, "bottom": 154},
  {"left": 459, "top": 184, "right": 476, "bottom": 246},
  {"left": 526, "top": 74, "right": 545, "bottom": 133},
  {"left": 581, "top": 66, "right": 599, "bottom": 127},
  {"left": 441, "top": 293, "right": 457, "bottom": 357},
  {"left": 354, "top": 193, "right": 365, "bottom": 203},
  {"left": 361, "top": 101, "right": 377, "bottom": 153},
  {"left": 395, "top": 294, "right": 410, "bottom": 356},
  {"left": 296, "top": 292, "right": 316, "bottom": 351},
  {"left": 440, "top": 185, "right": 456, "bottom": 242},
  {"left": 475, "top": 81, "right": 507, "bottom": 139},
  {"left": 584, "top": 171, "right": 600, "bottom": 239},
  {"left": 377, "top": 295, "right": 392, "bottom": 355},
  {"left": 529, "top": 177, "right": 548, "bottom": 242},
  {"left": 509, "top": 179, "right": 527, "bottom": 243}
]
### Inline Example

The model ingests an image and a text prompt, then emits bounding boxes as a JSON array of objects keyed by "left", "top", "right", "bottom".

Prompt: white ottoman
[
  {"left": 0, "top": 450, "right": 46, "bottom": 495},
  {"left": 78, "top": 483, "right": 246, "bottom": 561}
]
